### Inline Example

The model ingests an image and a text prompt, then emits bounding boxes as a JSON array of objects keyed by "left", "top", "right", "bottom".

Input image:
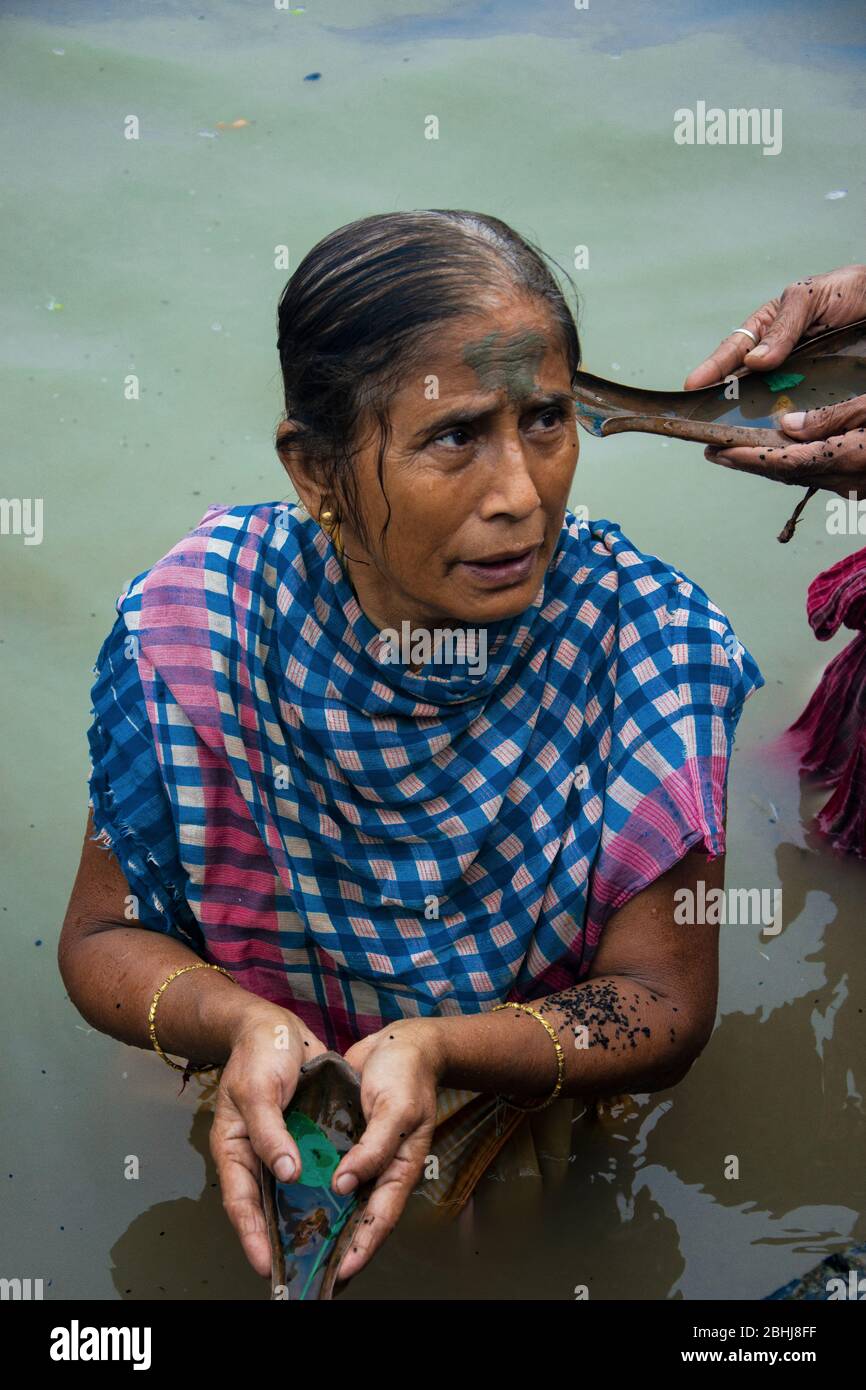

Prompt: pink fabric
[{"left": 789, "top": 546, "right": 866, "bottom": 856}]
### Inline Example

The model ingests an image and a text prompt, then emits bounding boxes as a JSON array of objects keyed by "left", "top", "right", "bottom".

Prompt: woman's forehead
[
  {"left": 462, "top": 328, "right": 549, "bottom": 399},
  {"left": 439, "top": 298, "right": 558, "bottom": 353},
  {"left": 402, "top": 309, "right": 570, "bottom": 398}
]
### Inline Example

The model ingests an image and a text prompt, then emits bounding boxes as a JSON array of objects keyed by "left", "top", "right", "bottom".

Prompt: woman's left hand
[
  {"left": 682, "top": 263, "right": 866, "bottom": 496},
  {"left": 333, "top": 1019, "right": 446, "bottom": 1283},
  {"left": 704, "top": 397, "right": 866, "bottom": 497}
]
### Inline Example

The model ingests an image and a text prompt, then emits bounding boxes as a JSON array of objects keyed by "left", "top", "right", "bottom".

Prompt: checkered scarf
[{"left": 87, "top": 502, "right": 762, "bottom": 1050}]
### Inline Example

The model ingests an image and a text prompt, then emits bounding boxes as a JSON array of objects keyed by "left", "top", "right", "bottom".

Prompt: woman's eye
[
  {"left": 530, "top": 406, "right": 566, "bottom": 431},
  {"left": 433, "top": 427, "right": 472, "bottom": 449}
]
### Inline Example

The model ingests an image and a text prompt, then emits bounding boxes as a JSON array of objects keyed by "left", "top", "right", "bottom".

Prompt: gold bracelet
[
  {"left": 147, "top": 962, "right": 236, "bottom": 1074},
  {"left": 492, "top": 1001, "right": 565, "bottom": 1111}
]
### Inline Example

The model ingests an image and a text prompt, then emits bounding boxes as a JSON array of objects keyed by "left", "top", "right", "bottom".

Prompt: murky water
[{"left": 2, "top": 0, "right": 865, "bottom": 1301}]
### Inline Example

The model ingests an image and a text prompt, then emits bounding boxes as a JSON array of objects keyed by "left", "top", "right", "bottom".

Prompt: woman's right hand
[
  {"left": 209, "top": 1003, "right": 328, "bottom": 1277},
  {"left": 683, "top": 264, "right": 866, "bottom": 496},
  {"left": 683, "top": 264, "right": 866, "bottom": 390}
]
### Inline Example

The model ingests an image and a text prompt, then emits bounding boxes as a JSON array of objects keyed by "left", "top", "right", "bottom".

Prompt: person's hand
[
  {"left": 704, "top": 403, "right": 866, "bottom": 498},
  {"left": 331, "top": 1018, "right": 446, "bottom": 1283},
  {"left": 683, "top": 264, "right": 866, "bottom": 390},
  {"left": 209, "top": 1003, "right": 327, "bottom": 1277},
  {"left": 683, "top": 264, "right": 866, "bottom": 497}
]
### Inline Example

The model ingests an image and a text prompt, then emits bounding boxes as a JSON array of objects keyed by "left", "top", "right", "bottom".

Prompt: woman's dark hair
[{"left": 276, "top": 209, "right": 580, "bottom": 551}]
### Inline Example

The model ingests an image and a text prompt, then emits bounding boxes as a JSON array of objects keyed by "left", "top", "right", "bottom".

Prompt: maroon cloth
[{"left": 790, "top": 546, "right": 866, "bottom": 855}]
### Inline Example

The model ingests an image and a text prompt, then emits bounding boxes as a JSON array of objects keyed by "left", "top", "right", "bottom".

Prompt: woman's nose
[{"left": 479, "top": 433, "right": 543, "bottom": 518}]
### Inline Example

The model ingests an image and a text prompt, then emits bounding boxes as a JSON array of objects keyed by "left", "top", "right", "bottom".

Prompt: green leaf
[
  {"left": 765, "top": 371, "right": 805, "bottom": 392},
  {"left": 285, "top": 1112, "right": 341, "bottom": 1188}
]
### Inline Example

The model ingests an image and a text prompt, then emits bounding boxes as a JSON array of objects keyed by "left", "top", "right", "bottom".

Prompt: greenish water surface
[{"left": 1, "top": 0, "right": 864, "bottom": 1300}]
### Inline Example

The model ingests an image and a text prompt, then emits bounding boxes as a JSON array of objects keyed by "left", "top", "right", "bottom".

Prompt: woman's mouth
[{"left": 459, "top": 545, "right": 540, "bottom": 588}]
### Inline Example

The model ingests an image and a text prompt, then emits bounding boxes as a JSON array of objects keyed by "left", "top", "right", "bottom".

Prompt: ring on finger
[{"left": 731, "top": 327, "right": 759, "bottom": 345}]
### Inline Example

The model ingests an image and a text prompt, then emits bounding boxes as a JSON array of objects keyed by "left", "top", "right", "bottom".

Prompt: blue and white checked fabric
[{"left": 86, "top": 502, "right": 763, "bottom": 1050}]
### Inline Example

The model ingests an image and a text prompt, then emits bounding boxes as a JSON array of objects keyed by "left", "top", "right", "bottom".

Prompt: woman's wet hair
[{"left": 276, "top": 209, "right": 581, "bottom": 551}]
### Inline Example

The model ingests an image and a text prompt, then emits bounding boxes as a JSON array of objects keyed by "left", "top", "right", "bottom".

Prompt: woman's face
[{"left": 294, "top": 292, "right": 579, "bottom": 632}]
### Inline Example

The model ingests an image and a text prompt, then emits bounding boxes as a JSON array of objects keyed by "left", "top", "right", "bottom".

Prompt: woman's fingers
[
  {"left": 683, "top": 267, "right": 866, "bottom": 393},
  {"left": 781, "top": 395, "right": 866, "bottom": 440},
  {"left": 233, "top": 1078, "right": 303, "bottom": 1184},
  {"left": 210, "top": 1089, "right": 282, "bottom": 1278},
  {"left": 330, "top": 1023, "right": 442, "bottom": 1282},
  {"left": 333, "top": 1089, "right": 427, "bottom": 1193},
  {"left": 207, "top": 1015, "right": 332, "bottom": 1281},
  {"left": 705, "top": 395, "right": 866, "bottom": 490},
  {"left": 333, "top": 1106, "right": 434, "bottom": 1282},
  {"left": 683, "top": 302, "right": 779, "bottom": 390},
  {"left": 705, "top": 440, "right": 833, "bottom": 482},
  {"left": 738, "top": 281, "right": 816, "bottom": 371},
  {"left": 683, "top": 277, "right": 827, "bottom": 391},
  {"left": 223, "top": 1016, "right": 328, "bottom": 1184},
  {"left": 705, "top": 428, "right": 866, "bottom": 493},
  {"left": 335, "top": 1151, "right": 422, "bottom": 1282}
]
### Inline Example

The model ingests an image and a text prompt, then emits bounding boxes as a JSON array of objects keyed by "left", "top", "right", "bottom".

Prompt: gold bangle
[
  {"left": 147, "top": 962, "right": 236, "bottom": 1074},
  {"left": 492, "top": 1001, "right": 565, "bottom": 1111}
]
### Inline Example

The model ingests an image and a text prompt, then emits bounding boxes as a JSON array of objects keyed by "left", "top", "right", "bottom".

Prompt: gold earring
[{"left": 318, "top": 505, "right": 344, "bottom": 560}]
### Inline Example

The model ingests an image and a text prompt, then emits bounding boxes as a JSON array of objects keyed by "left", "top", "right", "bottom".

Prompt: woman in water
[{"left": 59, "top": 211, "right": 761, "bottom": 1290}]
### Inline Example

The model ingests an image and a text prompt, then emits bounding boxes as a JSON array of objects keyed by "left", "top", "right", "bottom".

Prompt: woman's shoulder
[
  {"left": 562, "top": 510, "right": 714, "bottom": 608},
  {"left": 562, "top": 508, "right": 742, "bottom": 631},
  {"left": 559, "top": 510, "right": 764, "bottom": 714},
  {"left": 109, "top": 500, "right": 318, "bottom": 631}
]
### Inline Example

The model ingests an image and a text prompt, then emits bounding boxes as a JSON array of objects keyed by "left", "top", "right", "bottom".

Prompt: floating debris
[
  {"left": 45, "top": 297, "right": 64, "bottom": 311},
  {"left": 750, "top": 793, "right": 780, "bottom": 823},
  {"left": 778, "top": 485, "right": 817, "bottom": 543},
  {"left": 198, "top": 130, "right": 218, "bottom": 139},
  {"left": 824, "top": 189, "right": 847, "bottom": 200},
  {"left": 304, "top": 72, "right": 322, "bottom": 81},
  {"left": 215, "top": 118, "right": 251, "bottom": 129}
]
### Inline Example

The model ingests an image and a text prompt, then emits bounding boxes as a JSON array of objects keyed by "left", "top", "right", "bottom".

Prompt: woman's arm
[
  {"left": 429, "top": 845, "right": 722, "bottom": 1099},
  {"left": 59, "top": 809, "right": 282, "bottom": 1061},
  {"left": 59, "top": 809, "right": 328, "bottom": 1279},
  {"left": 332, "top": 846, "right": 722, "bottom": 1283}
]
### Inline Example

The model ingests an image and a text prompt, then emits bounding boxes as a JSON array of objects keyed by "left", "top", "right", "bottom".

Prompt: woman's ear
[{"left": 275, "top": 419, "right": 325, "bottom": 518}]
